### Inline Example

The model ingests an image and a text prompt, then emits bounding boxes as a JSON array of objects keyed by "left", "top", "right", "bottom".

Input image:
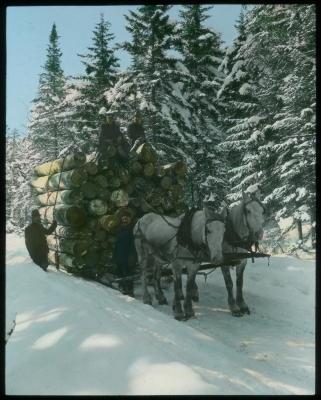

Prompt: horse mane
[{"left": 176, "top": 208, "right": 200, "bottom": 252}]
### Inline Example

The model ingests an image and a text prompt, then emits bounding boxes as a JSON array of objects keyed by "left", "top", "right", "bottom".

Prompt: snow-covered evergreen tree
[
  {"left": 175, "top": 4, "right": 227, "bottom": 207},
  {"left": 6, "top": 128, "right": 37, "bottom": 232},
  {"left": 28, "top": 23, "right": 66, "bottom": 162},
  {"left": 105, "top": 5, "right": 193, "bottom": 164},
  {"left": 59, "top": 14, "right": 119, "bottom": 153},
  {"left": 218, "top": 6, "right": 264, "bottom": 205}
]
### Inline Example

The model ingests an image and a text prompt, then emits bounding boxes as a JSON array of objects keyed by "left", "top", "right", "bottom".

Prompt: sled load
[{"left": 31, "top": 142, "right": 187, "bottom": 281}]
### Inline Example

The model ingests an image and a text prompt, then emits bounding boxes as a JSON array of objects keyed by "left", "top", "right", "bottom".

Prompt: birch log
[{"left": 34, "top": 152, "right": 86, "bottom": 176}]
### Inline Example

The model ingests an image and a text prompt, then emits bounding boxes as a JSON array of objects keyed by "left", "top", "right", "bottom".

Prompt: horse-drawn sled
[{"left": 98, "top": 187, "right": 269, "bottom": 320}]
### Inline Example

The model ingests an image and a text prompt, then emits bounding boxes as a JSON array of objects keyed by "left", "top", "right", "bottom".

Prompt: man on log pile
[
  {"left": 25, "top": 209, "right": 57, "bottom": 272},
  {"left": 98, "top": 110, "right": 130, "bottom": 163},
  {"left": 127, "top": 111, "right": 146, "bottom": 151},
  {"left": 113, "top": 210, "right": 137, "bottom": 297}
]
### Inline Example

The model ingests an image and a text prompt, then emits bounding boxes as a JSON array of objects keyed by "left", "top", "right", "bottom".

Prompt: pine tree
[
  {"left": 175, "top": 5, "right": 227, "bottom": 207},
  {"left": 59, "top": 14, "right": 119, "bottom": 153},
  {"left": 218, "top": 6, "right": 263, "bottom": 205},
  {"left": 28, "top": 23, "right": 66, "bottom": 162},
  {"left": 105, "top": 5, "right": 193, "bottom": 164}
]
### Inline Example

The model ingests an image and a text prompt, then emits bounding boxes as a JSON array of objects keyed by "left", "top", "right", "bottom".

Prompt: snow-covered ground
[{"left": 5, "top": 234, "right": 315, "bottom": 395}]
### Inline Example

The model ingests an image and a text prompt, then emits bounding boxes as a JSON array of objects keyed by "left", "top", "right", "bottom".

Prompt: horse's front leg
[
  {"left": 221, "top": 267, "right": 242, "bottom": 317},
  {"left": 183, "top": 262, "right": 199, "bottom": 319},
  {"left": 171, "top": 261, "right": 184, "bottom": 320},
  {"left": 141, "top": 253, "right": 154, "bottom": 305},
  {"left": 153, "top": 262, "right": 168, "bottom": 305},
  {"left": 236, "top": 260, "right": 250, "bottom": 314}
]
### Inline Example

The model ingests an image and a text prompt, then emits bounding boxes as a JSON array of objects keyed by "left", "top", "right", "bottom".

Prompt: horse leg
[
  {"left": 153, "top": 261, "right": 168, "bottom": 305},
  {"left": 191, "top": 280, "right": 199, "bottom": 302},
  {"left": 221, "top": 267, "right": 242, "bottom": 317},
  {"left": 136, "top": 239, "right": 153, "bottom": 305},
  {"left": 184, "top": 266, "right": 198, "bottom": 319},
  {"left": 171, "top": 261, "right": 184, "bottom": 320},
  {"left": 236, "top": 261, "right": 250, "bottom": 314}
]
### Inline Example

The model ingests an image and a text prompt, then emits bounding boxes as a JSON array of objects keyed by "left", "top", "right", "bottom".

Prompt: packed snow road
[{"left": 5, "top": 234, "right": 315, "bottom": 395}]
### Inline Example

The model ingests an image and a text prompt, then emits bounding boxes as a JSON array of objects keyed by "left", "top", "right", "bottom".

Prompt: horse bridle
[{"left": 224, "top": 194, "right": 265, "bottom": 252}]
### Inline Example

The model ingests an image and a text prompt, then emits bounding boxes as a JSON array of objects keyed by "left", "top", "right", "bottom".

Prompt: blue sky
[{"left": 6, "top": 5, "right": 244, "bottom": 133}]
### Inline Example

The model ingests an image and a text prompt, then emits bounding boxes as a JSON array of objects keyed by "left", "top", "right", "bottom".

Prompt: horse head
[
  {"left": 203, "top": 200, "right": 227, "bottom": 265},
  {"left": 241, "top": 189, "right": 265, "bottom": 244}
]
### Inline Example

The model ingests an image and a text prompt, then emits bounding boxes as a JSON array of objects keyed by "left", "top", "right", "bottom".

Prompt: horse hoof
[
  {"left": 174, "top": 314, "right": 185, "bottom": 321},
  {"left": 158, "top": 298, "right": 168, "bottom": 305},
  {"left": 241, "top": 308, "right": 250, "bottom": 315}
]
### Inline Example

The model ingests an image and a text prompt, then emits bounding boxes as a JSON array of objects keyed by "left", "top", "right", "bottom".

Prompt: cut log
[
  {"left": 160, "top": 176, "right": 172, "bottom": 190},
  {"left": 39, "top": 205, "right": 86, "bottom": 227},
  {"left": 80, "top": 181, "right": 99, "bottom": 200},
  {"left": 88, "top": 199, "right": 108, "bottom": 216},
  {"left": 55, "top": 225, "right": 92, "bottom": 239},
  {"left": 135, "top": 143, "right": 157, "bottom": 163},
  {"left": 36, "top": 190, "right": 83, "bottom": 206},
  {"left": 82, "top": 247, "right": 101, "bottom": 268},
  {"left": 174, "top": 160, "right": 187, "bottom": 176},
  {"left": 47, "top": 235, "right": 90, "bottom": 257},
  {"left": 31, "top": 168, "right": 87, "bottom": 193},
  {"left": 84, "top": 161, "right": 99, "bottom": 176},
  {"left": 118, "top": 168, "right": 130, "bottom": 185},
  {"left": 93, "top": 174, "right": 108, "bottom": 188},
  {"left": 143, "top": 163, "right": 155, "bottom": 177},
  {"left": 111, "top": 189, "right": 129, "bottom": 207},
  {"left": 129, "top": 160, "right": 143, "bottom": 175},
  {"left": 34, "top": 152, "right": 86, "bottom": 176},
  {"left": 99, "top": 215, "right": 119, "bottom": 232}
]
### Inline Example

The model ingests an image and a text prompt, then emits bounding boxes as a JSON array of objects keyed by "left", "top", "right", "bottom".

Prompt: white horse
[
  {"left": 134, "top": 202, "right": 227, "bottom": 320},
  {"left": 219, "top": 190, "right": 265, "bottom": 316}
]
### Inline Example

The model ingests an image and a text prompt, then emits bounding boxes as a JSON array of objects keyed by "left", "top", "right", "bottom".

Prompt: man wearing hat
[
  {"left": 98, "top": 109, "right": 130, "bottom": 162},
  {"left": 112, "top": 210, "right": 137, "bottom": 296},
  {"left": 127, "top": 111, "right": 146, "bottom": 151},
  {"left": 24, "top": 209, "right": 57, "bottom": 271}
]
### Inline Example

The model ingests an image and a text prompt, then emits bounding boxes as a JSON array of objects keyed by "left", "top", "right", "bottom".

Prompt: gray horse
[
  {"left": 219, "top": 190, "right": 265, "bottom": 316},
  {"left": 134, "top": 202, "right": 227, "bottom": 320}
]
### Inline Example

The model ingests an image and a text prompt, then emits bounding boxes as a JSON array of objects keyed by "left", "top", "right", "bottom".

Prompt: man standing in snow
[
  {"left": 113, "top": 211, "right": 137, "bottom": 297},
  {"left": 25, "top": 209, "right": 57, "bottom": 272}
]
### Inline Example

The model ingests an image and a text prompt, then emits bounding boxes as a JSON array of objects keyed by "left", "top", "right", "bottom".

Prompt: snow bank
[{"left": 5, "top": 234, "right": 315, "bottom": 395}]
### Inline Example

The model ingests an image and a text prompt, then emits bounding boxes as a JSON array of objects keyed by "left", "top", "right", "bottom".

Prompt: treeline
[{"left": 6, "top": 5, "right": 315, "bottom": 248}]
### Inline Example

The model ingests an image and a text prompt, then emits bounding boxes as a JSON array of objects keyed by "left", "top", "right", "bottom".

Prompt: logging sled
[{"left": 31, "top": 117, "right": 269, "bottom": 318}]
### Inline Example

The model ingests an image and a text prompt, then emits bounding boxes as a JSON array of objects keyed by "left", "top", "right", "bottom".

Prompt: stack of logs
[{"left": 31, "top": 142, "right": 187, "bottom": 280}]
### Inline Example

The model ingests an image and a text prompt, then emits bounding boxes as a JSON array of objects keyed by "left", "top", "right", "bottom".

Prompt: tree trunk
[
  {"left": 84, "top": 161, "right": 98, "bottom": 176},
  {"left": 47, "top": 235, "right": 90, "bottom": 257},
  {"left": 36, "top": 189, "right": 83, "bottom": 206},
  {"left": 31, "top": 168, "right": 87, "bottom": 193},
  {"left": 88, "top": 199, "right": 108, "bottom": 216},
  {"left": 80, "top": 181, "right": 99, "bottom": 199},
  {"left": 34, "top": 152, "right": 86, "bottom": 176},
  {"left": 38, "top": 205, "right": 86, "bottom": 227}
]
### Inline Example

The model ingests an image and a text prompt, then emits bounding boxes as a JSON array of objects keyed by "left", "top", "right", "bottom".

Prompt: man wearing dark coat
[
  {"left": 25, "top": 209, "right": 57, "bottom": 271},
  {"left": 113, "top": 212, "right": 137, "bottom": 296},
  {"left": 98, "top": 110, "right": 130, "bottom": 162},
  {"left": 127, "top": 112, "right": 146, "bottom": 150}
]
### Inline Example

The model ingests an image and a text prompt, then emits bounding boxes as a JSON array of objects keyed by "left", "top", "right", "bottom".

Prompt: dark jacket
[
  {"left": 25, "top": 221, "right": 57, "bottom": 267},
  {"left": 127, "top": 122, "right": 146, "bottom": 143},
  {"left": 113, "top": 225, "right": 137, "bottom": 269}
]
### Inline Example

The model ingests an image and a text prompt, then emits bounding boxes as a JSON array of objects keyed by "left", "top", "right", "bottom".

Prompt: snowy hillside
[{"left": 6, "top": 234, "right": 315, "bottom": 395}]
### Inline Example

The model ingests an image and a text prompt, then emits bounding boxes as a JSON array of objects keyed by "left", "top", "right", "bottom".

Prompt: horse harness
[
  {"left": 135, "top": 209, "right": 226, "bottom": 266},
  {"left": 224, "top": 194, "right": 266, "bottom": 261}
]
